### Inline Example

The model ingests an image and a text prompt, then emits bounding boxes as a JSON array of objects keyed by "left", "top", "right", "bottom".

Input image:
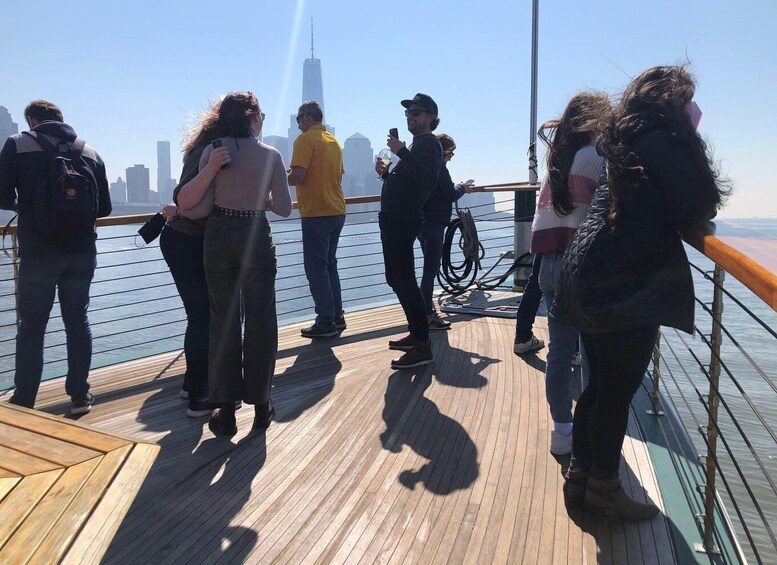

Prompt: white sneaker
[
  {"left": 514, "top": 335, "right": 545, "bottom": 354},
  {"left": 550, "top": 430, "right": 573, "bottom": 455}
]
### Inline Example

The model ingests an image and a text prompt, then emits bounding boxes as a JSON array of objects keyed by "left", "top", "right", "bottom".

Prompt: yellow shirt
[{"left": 290, "top": 124, "right": 346, "bottom": 217}]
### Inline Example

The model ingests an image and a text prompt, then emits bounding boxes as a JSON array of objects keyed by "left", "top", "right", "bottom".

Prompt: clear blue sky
[{"left": 2, "top": 0, "right": 775, "bottom": 218}]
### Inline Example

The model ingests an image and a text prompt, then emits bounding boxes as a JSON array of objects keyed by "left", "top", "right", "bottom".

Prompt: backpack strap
[{"left": 22, "top": 130, "right": 84, "bottom": 156}]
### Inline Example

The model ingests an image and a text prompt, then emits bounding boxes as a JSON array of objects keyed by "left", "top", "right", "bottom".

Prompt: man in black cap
[{"left": 376, "top": 93, "right": 443, "bottom": 369}]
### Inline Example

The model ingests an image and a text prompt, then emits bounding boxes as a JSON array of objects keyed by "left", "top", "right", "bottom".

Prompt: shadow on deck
[{"left": 16, "top": 303, "right": 682, "bottom": 564}]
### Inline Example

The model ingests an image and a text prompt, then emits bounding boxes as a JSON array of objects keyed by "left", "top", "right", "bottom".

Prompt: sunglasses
[
  {"left": 296, "top": 113, "right": 310, "bottom": 124},
  {"left": 404, "top": 108, "right": 427, "bottom": 117}
]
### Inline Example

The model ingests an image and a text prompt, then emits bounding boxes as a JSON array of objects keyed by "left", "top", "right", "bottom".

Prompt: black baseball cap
[{"left": 401, "top": 93, "right": 438, "bottom": 115}]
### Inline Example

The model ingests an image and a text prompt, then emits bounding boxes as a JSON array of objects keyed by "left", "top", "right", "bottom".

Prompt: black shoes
[
  {"left": 208, "top": 407, "right": 237, "bottom": 436},
  {"left": 334, "top": 315, "right": 347, "bottom": 330},
  {"left": 391, "top": 339, "right": 434, "bottom": 369},
  {"left": 71, "top": 392, "right": 95, "bottom": 415},
  {"left": 388, "top": 334, "right": 415, "bottom": 351},
  {"left": 253, "top": 400, "right": 275, "bottom": 431},
  {"left": 301, "top": 323, "right": 338, "bottom": 338}
]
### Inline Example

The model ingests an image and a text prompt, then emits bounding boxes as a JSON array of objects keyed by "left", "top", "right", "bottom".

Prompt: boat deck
[{"left": 7, "top": 302, "right": 677, "bottom": 564}]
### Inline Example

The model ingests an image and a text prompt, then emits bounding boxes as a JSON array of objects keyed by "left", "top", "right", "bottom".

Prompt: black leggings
[{"left": 572, "top": 324, "right": 659, "bottom": 478}]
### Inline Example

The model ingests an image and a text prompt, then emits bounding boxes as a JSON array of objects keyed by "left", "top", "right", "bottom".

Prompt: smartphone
[
  {"left": 389, "top": 128, "right": 399, "bottom": 139},
  {"left": 211, "top": 139, "right": 229, "bottom": 169}
]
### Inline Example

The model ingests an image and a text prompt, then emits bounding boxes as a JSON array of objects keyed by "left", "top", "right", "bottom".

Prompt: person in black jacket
[
  {"left": 553, "top": 66, "right": 728, "bottom": 520},
  {"left": 0, "top": 100, "right": 112, "bottom": 414},
  {"left": 418, "top": 133, "right": 473, "bottom": 330},
  {"left": 377, "top": 93, "right": 443, "bottom": 369}
]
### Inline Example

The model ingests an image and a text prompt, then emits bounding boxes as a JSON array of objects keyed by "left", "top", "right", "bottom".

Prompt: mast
[
  {"left": 310, "top": 18, "right": 315, "bottom": 59},
  {"left": 514, "top": 0, "right": 539, "bottom": 288}
]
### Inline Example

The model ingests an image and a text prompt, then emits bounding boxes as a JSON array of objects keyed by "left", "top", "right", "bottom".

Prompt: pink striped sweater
[{"left": 530, "top": 144, "right": 604, "bottom": 254}]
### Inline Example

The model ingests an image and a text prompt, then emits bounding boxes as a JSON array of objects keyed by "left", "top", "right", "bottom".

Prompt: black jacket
[
  {"left": 423, "top": 164, "right": 466, "bottom": 225},
  {"left": 0, "top": 121, "right": 112, "bottom": 258},
  {"left": 380, "top": 133, "right": 442, "bottom": 221},
  {"left": 552, "top": 129, "right": 716, "bottom": 335}
]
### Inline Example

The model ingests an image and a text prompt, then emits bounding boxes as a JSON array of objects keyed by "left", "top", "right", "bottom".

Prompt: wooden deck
[
  {"left": 2, "top": 302, "right": 677, "bottom": 564},
  {"left": 0, "top": 404, "right": 158, "bottom": 563}
]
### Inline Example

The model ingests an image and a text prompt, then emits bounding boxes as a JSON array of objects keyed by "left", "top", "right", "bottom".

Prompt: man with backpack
[{"left": 0, "top": 100, "right": 112, "bottom": 413}]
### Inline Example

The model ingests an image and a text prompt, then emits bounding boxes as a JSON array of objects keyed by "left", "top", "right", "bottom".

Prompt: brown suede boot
[
  {"left": 563, "top": 467, "right": 588, "bottom": 510},
  {"left": 585, "top": 476, "right": 659, "bottom": 520}
]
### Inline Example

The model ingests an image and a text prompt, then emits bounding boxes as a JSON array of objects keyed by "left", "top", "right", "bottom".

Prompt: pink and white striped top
[{"left": 530, "top": 144, "right": 604, "bottom": 254}]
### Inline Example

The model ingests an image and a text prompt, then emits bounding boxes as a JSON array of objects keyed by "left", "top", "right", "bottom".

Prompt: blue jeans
[
  {"left": 379, "top": 216, "right": 429, "bottom": 342},
  {"left": 515, "top": 253, "right": 543, "bottom": 342},
  {"left": 12, "top": 252, "right": 96, "bottom": 407},
  {"left": 301, "top": 215, "right": 345, "bottom": 328},
  {"left": 418, "top": 221, "right": 446, "bottom": 316},
  {"left": 160, "top": 226, "right": 209, "bottom": 401},
  {"left": 539, "top": 252, "right": 582, "bottom": 424},
  {"left": 204, "top": 213, "right": 277, "bottom": 405}
]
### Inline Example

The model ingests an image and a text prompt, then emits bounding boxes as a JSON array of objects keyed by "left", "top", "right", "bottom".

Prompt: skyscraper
[
  {"left": 0, "top": 106, "right": 19, "bottom": 141},
  {"left": 126, "top": 165, "right": 150, "bottom": 203},
  {"left": 302, "top": 20, "right": 324, "bottom": 109},
  {"left": 109, "top": 177, "right": 127, "bottom": 204},
  {"left": 157, "top": 141, "right": 172, "bottom": 204},
  {"left": 342, "top": 133, "right": 381, "bottom": 214},
  {"left": 288, "top": 20, "right": 332, "bottom": 150}
]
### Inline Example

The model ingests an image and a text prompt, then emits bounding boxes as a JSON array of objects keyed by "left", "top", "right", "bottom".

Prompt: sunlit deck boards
[
  {"left": 0, "top": 403, "right": 158, "bottom": 563},
  {"left": 11, "top": 303, "right": 676, "bottom": 564}
]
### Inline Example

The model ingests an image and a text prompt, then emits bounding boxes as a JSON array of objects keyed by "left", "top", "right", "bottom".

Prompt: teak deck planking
[{"left": 2, "top": 302, "right": 677, "bottom": 564}]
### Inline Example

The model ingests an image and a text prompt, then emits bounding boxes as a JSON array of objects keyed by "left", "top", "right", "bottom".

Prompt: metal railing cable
[
  {"left": 670, "top": 327, "right": 774, "bottom": 562},
  {"left": 649, "top": 248, "right": 777, "bottom": 562}
]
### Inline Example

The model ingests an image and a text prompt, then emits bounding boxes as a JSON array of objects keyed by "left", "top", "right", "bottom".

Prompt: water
[{"left": 0, "top": 215, "right": 774, "bottom": 559}]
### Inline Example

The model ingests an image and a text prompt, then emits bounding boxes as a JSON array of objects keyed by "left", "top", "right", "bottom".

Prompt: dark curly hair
[
  {"left": 184, "top": 91, "right": 261, "bottom": 152},
  {"left": 600, "top": 65, "right": 729, "bottom": 228},
  {"left": 539, "top": 91, "right": 612, "bottom": 216}
]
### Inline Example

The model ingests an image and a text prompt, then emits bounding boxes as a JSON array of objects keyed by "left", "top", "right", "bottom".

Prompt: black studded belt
[{"left": 214, "top": 206, "right": 266, "bottom": 218}]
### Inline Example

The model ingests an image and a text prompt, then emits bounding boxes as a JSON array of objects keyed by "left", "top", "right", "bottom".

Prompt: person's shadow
[
  {"left": 103, "top": 387, "right": 266, "bottom": 562},
  {"left": 273, "top": 341, "right": 342, "bottom": 423},
  {"left": 429, "top": 329, "right": 493, "bottom": 389},
  {"left": 380, "top": 369, "right": 479, "bottom": 495}
]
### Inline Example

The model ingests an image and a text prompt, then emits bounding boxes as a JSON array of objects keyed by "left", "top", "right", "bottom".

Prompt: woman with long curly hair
[
  {"left": 553, "top": 66, "right": 728, "bottom": 519},
  {"left": 530, "top": 92, "right": 612, "bottom": 457},
  {"left": 177, "top": 91, "right": 292, "bottom": 437}
]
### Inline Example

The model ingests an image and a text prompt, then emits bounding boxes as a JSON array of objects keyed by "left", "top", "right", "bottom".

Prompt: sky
[{"left": 2, "top": 0, "right": 776, "bottom": 218}]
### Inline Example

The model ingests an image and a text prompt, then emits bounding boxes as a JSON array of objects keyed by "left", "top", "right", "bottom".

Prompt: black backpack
[{"left": 23, "top": 131, "right": 99, "bottom": 238}]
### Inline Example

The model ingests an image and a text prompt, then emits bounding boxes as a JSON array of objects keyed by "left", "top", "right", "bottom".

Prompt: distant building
[
  {"left": 0, "top": 106, "right": 19, "bottom": 141},
  {"left": 109, "top": 176, "right": 127, "bottom": 204},
  {"left": 288, "top": 20, "right": 335, "bottom": 155},
  {"left": 263, "top": 135, "right": 289, "bottom": 167},
  {"left": 342, "top": 133, "right": 381, "bottom": 215},
  {"left": 156, "top": 141, "right": 173, "bottom": 204},
  {"left": 126, "top": 164, "right": 150, "bottom": 203}
]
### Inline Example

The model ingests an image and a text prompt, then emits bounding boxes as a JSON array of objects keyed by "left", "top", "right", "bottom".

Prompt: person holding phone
[
  {"left": 376, "top": 93, "right": 443, "bottom": 369},
  {"left": 158, "top": 116, "right": 228, "bottom": 418},
  {"left": 177, "top": 91, "right": 292, "bottom": 437},
  {"left": 417, "top": 133, "right": 474, "bottom": 330}
]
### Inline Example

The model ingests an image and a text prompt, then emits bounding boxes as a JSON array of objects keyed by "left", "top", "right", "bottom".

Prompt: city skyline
[{"left": 2, "top": 2, "right": 775, "bottom": 217}]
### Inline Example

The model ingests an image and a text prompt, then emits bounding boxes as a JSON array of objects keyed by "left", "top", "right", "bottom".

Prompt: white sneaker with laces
[{"left": 513, "top": 334, "right": 545, "bottom": 354}]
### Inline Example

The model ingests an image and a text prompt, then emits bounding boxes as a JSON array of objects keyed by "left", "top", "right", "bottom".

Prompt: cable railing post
[
  {"left": 697, "top": 264, "right": 725, "bottom": 556},
  {"left": 11, "top": 233, "right": 19, "bottom": 327},
  {"left": 647, "top": 332, "right": 664, "bottom": 416}
]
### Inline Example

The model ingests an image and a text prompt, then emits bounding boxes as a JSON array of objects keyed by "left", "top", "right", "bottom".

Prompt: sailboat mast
[{"left": 514, "top": 0, "right": 539, "bottom": 288}]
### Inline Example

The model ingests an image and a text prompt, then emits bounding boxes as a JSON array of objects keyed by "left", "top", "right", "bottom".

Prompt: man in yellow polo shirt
[{"left": 288, "top": 100, "right": 347, "bottom": 338}]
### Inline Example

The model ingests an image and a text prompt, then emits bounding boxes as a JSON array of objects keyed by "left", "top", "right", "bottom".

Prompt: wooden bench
[{"left": 0, "top": 403, "right": 159, "bottom": 563}]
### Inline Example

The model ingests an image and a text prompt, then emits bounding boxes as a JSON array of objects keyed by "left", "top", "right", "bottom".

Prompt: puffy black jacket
[{"left": 552, "top": 128, "right": 716, "bottom": 335}]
